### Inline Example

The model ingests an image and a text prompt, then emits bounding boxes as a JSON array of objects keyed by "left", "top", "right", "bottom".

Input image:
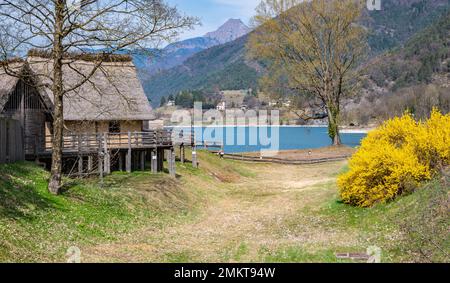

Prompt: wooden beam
[
  {"left": 169, "top": 148, "right": 176, "bottom": 177},
  {"left": 192, "top": 146, "right": 198, "bottom": 168},
  {"left": 158, "top": 148, "right": 164, "bottom": 172},
  {"left": 88, "top": 155, "right": 93, "bottom": 172},
  {"left": 140, "top": 151, "right": 146, "bottom": 171},
  {"left": 103, "top": 134, "right": 111, "bottom": 175},
  {"left": 0, "top": 119, "right": 6, "bottom": 164},
  {"left": 126, "top": 132, "right": 132, "bottom": 173},
  {"left": 118, "top": 152, "right": 123, "bottom": 171},
  {"left": 78, "top": 156, "right": 83, "bottom": 176},
  {"left": 98, "top": 153, "right": 104, "bottom": 179},
  {"left": 180, "top": 145, "right": 185, "bottom": 163},
  {"left": 151, "top": 150, "right": 157, "bottom": 174}
]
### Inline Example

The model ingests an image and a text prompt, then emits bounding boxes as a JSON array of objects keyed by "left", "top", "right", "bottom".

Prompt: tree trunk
[
  {"left": 48, "top": 1, "right": 65, "bottom": 195},
  {"left": 327, "top": 105, "right": 341, "bottom": 146}
]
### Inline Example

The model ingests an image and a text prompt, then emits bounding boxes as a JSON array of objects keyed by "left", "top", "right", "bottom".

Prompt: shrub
[{"left": 338, "top": 110, "right": 449, "bottom": 207}]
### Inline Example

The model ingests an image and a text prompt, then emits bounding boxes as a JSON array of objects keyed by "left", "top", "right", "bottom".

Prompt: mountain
[
  {"left": 136, "top": 19, "right": 250, "bottom": 80},
  {"left": 204, "top": 19, "right": 251, "bottom": 44},
  {"left": 135, "top": 37, "right": 219, "bottom": 76},
  {"left": 142, "top": 0, "right": 449, "bottom": 107},
  {"left": 141, "top": 35, "right": 258, "bottom": 105}
]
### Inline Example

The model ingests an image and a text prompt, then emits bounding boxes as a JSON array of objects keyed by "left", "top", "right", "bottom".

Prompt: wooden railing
[
  {"left": 39, "top": 130, "right": 173, "bottom": 154},
  {"left": 170, "top": 128, "right": 195, "bottom": 146},
  {"left": 168, "top": 128, "right": 223, "bottom": 148}
]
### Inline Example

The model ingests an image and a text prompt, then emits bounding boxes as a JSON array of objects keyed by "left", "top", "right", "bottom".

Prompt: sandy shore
[{"left": 241, "top": 146, "right": 356, "bottom": 161}]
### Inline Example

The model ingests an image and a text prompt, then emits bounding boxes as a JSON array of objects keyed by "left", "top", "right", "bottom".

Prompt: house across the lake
[{"left": 0, "top": 53, "right": 176, "bottom": 175}]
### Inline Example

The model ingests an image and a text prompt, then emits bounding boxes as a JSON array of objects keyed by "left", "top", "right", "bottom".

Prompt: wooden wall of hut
[
  {"left": 1, "top": 79, "right": 50, "bottom": 157},
  {"left": 0, "top": 118, "right": 24, "bottom": 163}
]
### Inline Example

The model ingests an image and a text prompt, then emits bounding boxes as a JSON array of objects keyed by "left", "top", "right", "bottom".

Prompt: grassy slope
[
  {"left": 0, "top": 163, "right": 196, "bottom": 262},
  {"left": 0, "top": 154, "right": 253, "bottom": 262},
  {"left": 0, "top": 153, "right": 448, "bottom": 263}
]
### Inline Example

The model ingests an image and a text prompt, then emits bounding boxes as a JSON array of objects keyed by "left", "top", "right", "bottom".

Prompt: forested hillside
[
  {"left": 342, "top": 11, "right": 450, "bottom": 125},
  {"left": 141, "top": 0, "right": 449, "bottom": 107},
  {"left": 365, "top": 10, "right": 450, "bottom": 90},
  {"left": 142, "top": 35, "right": 259, "bottom": 105}
]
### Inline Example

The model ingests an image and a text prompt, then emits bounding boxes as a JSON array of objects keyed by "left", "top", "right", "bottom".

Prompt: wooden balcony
[{"left": 38, "top": 130, "right": 174, "bottom": 155}]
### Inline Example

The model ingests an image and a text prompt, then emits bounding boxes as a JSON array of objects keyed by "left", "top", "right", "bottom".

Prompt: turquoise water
[{"left": 187, "top": 126, "right": 366, "bottom": 154}]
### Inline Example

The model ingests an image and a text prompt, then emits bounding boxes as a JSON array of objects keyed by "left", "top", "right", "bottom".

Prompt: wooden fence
[
  {"left": 216, "top": 152, "right": 352, "bottom": 165},
  {"left": 0, "top": 118, "right": 24, "bottom": 163}
]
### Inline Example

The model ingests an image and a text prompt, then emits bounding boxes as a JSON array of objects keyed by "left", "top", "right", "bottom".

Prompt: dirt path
[{"left": 83, "top": 161, "right": 361, "bottom": 262}]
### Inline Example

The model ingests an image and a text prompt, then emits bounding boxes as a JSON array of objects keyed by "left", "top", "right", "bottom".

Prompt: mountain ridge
[
  {"left": 204, "top": 19, "right": 251, "bottom": 44},
  {"left": 137, "top": 19, "right": 251, "bottom": 80}
]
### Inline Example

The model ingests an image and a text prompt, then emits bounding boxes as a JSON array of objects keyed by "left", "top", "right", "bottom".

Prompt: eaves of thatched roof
[
  {"left": 0, "top": 63, "right": 23, "bottom": 111},
  {"left": 27, "top": 56, "right": 155, "bottom": 121}
]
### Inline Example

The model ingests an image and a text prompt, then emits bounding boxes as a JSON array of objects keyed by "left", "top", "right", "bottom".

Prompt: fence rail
[
  {"left": 0, "top": 118, "right": 24, "bottom": 163},
  {"left": 40, "top": 130, "right": 173, "bottom": 154}
]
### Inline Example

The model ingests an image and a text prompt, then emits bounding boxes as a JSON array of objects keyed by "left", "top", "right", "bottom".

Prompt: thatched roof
[
  {"left": 0, "top": 63, "right": 23, "bottom": 111},
  {"left": 27, "top": 56, "right": 154, "bottom": 121},
  {"left": 27, "top": 49, "right": 133, "bottom": 63}
]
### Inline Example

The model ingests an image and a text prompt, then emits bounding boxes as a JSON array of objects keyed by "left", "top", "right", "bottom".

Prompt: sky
[{"left": 167, "top": 0, "right": 261, "bottom": 40}]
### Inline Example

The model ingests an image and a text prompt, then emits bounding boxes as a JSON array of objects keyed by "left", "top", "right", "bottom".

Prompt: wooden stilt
[
  {"left": 78, "top": 156, "right": 83, "bottom": 176},
  {"left": 140, "top": 151, "right": 146, "bottom": 171},
  {"left": 103, "top": 134, "right": 111, "bottom": 175},
  {"left": 192, "top": 146, "right": 198, "bottom": 168},
  {"left": 158, "top": 148, "right": 164, "bottom": 172},
  {"left": 126, "top": 132, "right": 132, "bottom": 173},
  {"left": 180, "top": 145, "right": 185, "bottom": 163},
  {"left": 118, "top": 152, "right": 123, "bottom": 171},
  {"left": 151, "top": 150, "right": 157, "bottom": 173},
  {"left": 88, "top": 155, "right": 93, "bottom": 173},
  {"left": 167, "top": 149, "right": 171, "bottom": 175},
  {"left": 169, "top": 148, "right": 176, "bottom": 177},
  {"left": 98, "top": 153, "right": 104, "bottom": 179}
]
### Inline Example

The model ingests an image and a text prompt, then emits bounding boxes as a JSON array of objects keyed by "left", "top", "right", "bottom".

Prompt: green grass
[
  {"left": 317, "top": 176, "right": 450, "bottom": 262},
  {"left": 1, "top": 154, "right": 448, "bottom": 263},
  {"left": 0, "top": 162, "right": 200, "bottom": 262},
  {"left": 0, "top": 152, "right": 254, "bottom": 262},
  {"left": 261, "top": 246, "right": 348, "bottom": 263}
]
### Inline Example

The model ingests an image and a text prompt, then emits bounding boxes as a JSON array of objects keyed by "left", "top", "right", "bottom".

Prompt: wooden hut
[
  {"left": 0, "top": 62, "right": 53, "bottom": 158},
  {"left": 0, "top": 54, "right": 175, "bottom": 176}
]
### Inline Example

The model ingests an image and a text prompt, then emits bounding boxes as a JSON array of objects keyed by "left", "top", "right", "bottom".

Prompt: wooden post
[
  {"left": 88, "top": 155, "right": 93, "bottom": 173},
  {"left": 118, "top": 152, "right": 123, "bottom": 171},
  {"left": 158, "top": 148, "right": 164, "bottom": 172},
  {"left": 126, "top": 132, "right": 132, "bottom": 173},
  {"left": 169, "top": 148, "right": 176, "bottom": 177},
  {"left": 192, "top": 146, "right": 198, "bottom": 168},
  {"left": 167, "top": 149, "right": 171, "bottom": 175},
  {"left": 103, "top": 133, "right": 111, "bottom": 175},
  {"left": 140, "top": 151, "right": 146, "bottom": 171},
  {"left": 78, "top": 156, "right": 83, "bottom": 176},
  {"left": 151, "top": 150, "right": 157, "bottom": 174},
  {"left": 0, "top": 119, "right": 6, "bottom": 164},
  {"left": 98, "top": 153, "right": 104, "bottom": 179},
  {"left": 180, "top": 145, "right": 185, "bottom": 163}
]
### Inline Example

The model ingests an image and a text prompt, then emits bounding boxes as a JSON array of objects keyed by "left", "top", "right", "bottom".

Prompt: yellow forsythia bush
[{"left": 338, "top": 109, "right": 450, "bottom": 207}]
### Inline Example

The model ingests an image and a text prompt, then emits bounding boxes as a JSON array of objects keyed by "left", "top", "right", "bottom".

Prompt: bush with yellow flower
[{"left": 338, "top": 109, "right": 450, "bottom": 207}]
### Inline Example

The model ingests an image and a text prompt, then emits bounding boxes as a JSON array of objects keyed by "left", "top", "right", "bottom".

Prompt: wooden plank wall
[{"left": 0, "top": 118, "right": 24, "bottom": 163}]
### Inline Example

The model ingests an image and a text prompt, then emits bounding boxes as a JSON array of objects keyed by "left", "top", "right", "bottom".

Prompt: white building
[{"left": 216, "top": 101, "right": 226, "bottom": 111}]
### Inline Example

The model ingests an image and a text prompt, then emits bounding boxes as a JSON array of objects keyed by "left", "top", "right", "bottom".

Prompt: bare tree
[
  {"left": 248, "top": 0, "right": 367, "bottom": 145},
  {"left": 0, "top": 0, "right": 198, "bottom": 194}
]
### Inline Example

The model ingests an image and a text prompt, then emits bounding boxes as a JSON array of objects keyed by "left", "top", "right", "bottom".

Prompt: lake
[{"left": 184, "top": 126, "right": 367, "bottom": 154}]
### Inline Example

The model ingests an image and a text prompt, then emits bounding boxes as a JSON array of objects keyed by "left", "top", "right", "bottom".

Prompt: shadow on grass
[{"left": 0, "top": 162, "right": 56, "bottom": 220}]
